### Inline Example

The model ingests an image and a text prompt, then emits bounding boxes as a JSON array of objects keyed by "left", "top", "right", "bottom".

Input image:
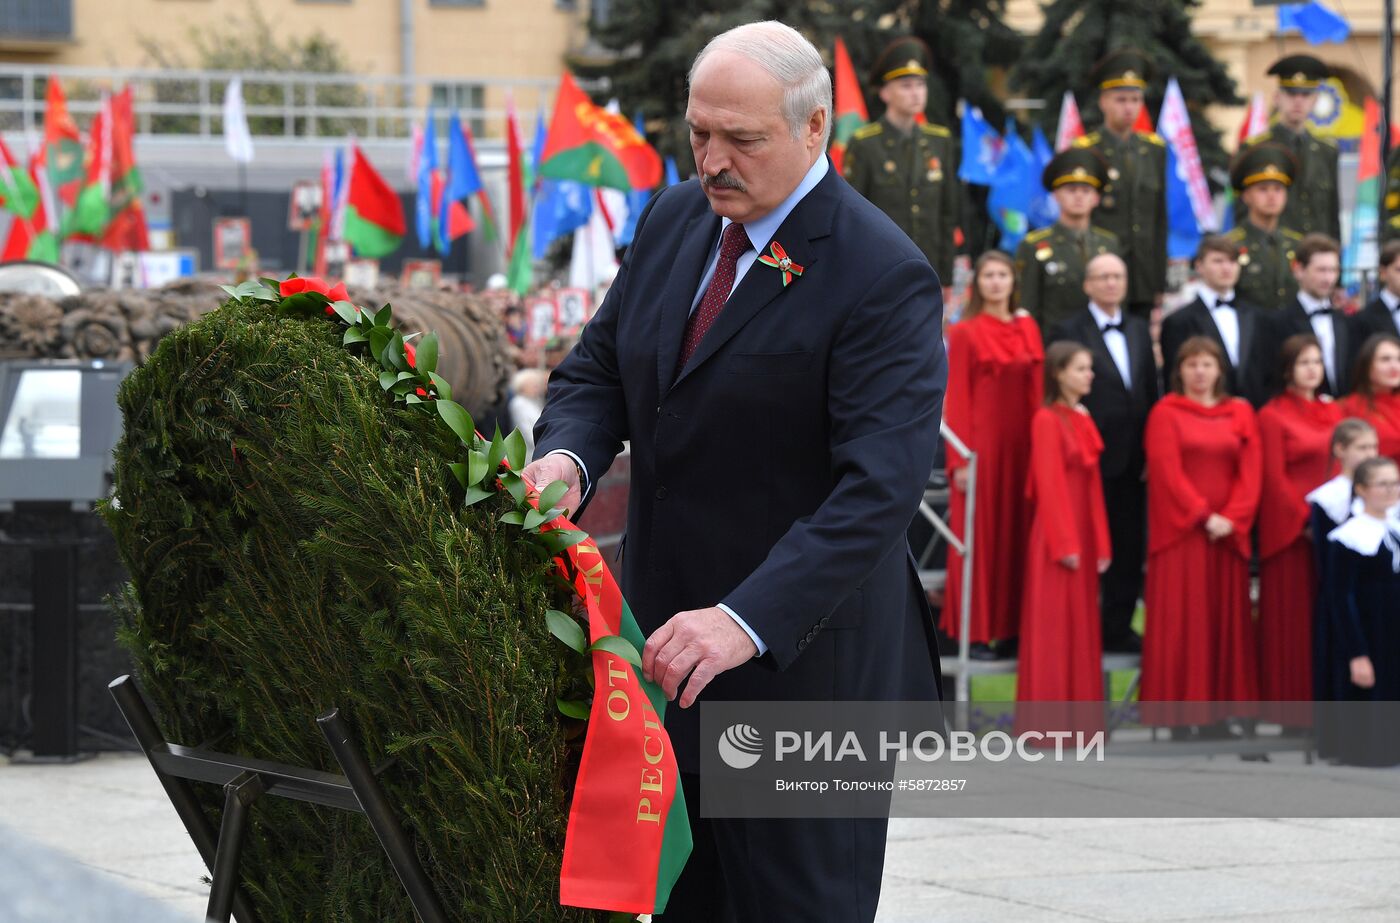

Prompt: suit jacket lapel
[
  {"left": 672, "top": 169, "right": 837, "bottom": 388},
  {"left": 656, "top": 210, "right": 721, "bottom": 397},
  {"left": 1084, "top": 314, "right": 1127, "bottom": 391},
  {"left": 1332, "top": 308, "right": 1351, "bottom": 393},
  {"left": 1236, "top": 305, "right": 1256, "bottom": 376}
]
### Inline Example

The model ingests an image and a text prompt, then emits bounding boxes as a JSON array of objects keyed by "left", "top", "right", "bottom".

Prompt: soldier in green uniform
[
  {"left": 1016, "top": 147, "right": 1121, "bottom": 332},
  {"left": 1072, "top": 48, "right": 1167, "bottom": 320},
  {"left": 1383, "top": 145, "right": 1400, "bottom": 244},
  {"left": 1223, "top": 143, "right": 1303, "bottom": 311},
  {"left": 1237, "top": 54, "right": 1340, "bottom": 240},
  {"left": 842, "top": 36, "right": 959, "bottom": 286}
]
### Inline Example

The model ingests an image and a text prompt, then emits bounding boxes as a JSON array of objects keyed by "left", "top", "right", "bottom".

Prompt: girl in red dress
[
  {"left": 943, "top": 251, "right": 1044, "bottom": 657},
  {"left": 1016, "top": 342, "right": 1112, "bottom": 736},
  {"left": 1257, "top": 335, "right": 1342, "bottom": 706},
  {"left": 1339, "top": 334, "right": 1400, "bottom": 458},
  {"left": 1141, "top": 337, "right": 1262, "bottom": 732}
]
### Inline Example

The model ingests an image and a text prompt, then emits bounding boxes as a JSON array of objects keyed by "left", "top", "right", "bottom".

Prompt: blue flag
[
  {"left": 987, "top": 121, "right": 1035, "bottom": 251},
  {"left": 958, "top": 104, "right": 1002, "bottom": 185},
  {"left": 1028, "top": 125, "right": 1058, "bottom": 229},
  {"left": 664, "top": 157, "right": 680, "bottom": 187},
  {"left": 415, "top": 111, "right": 438, "bottom": 250},
  {"left": 617, "top": 111, "right": 653, "bottom": 248},
  {"left": 439, "top": 112, "right": 489, "bottom": 254},
  {"left": 1162, "top": 139, "right": 1201, "bottom": 260},
  {"left": 1278, "top": 2, "right": 1350, "bottom": 44}
]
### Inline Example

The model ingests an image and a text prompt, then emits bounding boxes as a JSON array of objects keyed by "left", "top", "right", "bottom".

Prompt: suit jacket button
[{"left": 655, "top": 486, "right": 668, "bottom": 500}]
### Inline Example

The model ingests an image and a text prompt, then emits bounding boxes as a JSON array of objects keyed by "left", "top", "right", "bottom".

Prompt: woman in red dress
[
  {"left": 942, "top": 251, "right": 1044, "bottom": 658},
  {"left": 1016, "top": 342, "right": 1112, "bottom": 736},
  {"left": 1339, "top": 334, "right": 1400, "bottom": 458},
  {"left": 1257, "top": 335, "right": 1342, "bottom": 706},
  {"left": 1141, "top": 336, "right": 1262, "bottom": 732}
]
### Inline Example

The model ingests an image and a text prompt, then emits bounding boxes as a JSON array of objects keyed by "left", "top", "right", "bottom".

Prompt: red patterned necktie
[{"left": 678, "top": 222, "right": 751, "bottom": 370}]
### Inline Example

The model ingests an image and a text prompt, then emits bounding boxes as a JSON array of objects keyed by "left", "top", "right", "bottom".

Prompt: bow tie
[
  {"left": 1212, "top": 298, "right": 1234, "bottom": 309},
  {"left": 1100, "top": 321, "right": 1123, "bottom": 334},
  {"left": 1307, "top": 307, "right": 1331, "bottom": 319}
]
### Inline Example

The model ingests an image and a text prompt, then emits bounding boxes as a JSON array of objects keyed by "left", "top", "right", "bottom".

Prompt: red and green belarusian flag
[
  {"left": 540, "top": 72, "right": 661, "bottom": 192},
  {"left": 829, "top": 36, "right": 868, "bottom": 175},
  {"left": 545, "top": 522, "right": 691, "bottom": 916},
  {"left": 101, "top": 86, "right": 149, "bottom": 252},
  {"left": 342, "top": 144, "right": 406, "bottom": 259},
  {"left": 63, "top": 90, "right": 112, "bottom": 241},
  {"left": 0, "top": 139, "right": 58, "bottom": 263},
  {"left": 505, "top": 94, "right": 532, "bottom": 295},
  {"left": 43, "top": 77, "right": 85, "bottom": 209}
]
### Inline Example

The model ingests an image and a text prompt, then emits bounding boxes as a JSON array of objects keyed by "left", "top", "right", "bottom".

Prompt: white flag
[
  {"left": 1157, "top": 77, "right": 1217, "bottom": 233},
  {"left": 223, "top": 77, "right": 255, "bottom": 164}
]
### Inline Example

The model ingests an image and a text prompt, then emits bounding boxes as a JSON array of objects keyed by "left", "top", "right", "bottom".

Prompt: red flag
[
  {"left": 828, "top": 37, "right": 868, "bottom": 175},
  {"left": 506, "top": 94, "right": 527, "bottom": 260},
  {"left": 100, "top": 87, "right": 149, "bottom": 252},
  {"left": 540, "top": 72, "right": 661, "bottom": 190},
  {"left": 1055, "top": 90, "right": 1085, "bottom": 152},
  {"left": 1237, "top": 92, "right": 1269, "bottom": 150},
  {"left": 342, "top": 144, "right": 406, "bottom": 258},
  {"left": 42, "top": 77, "right": 84, "bottom": 207},
  {"left": 1133, "top": 102, "right": 1153, "bottom": 135}
]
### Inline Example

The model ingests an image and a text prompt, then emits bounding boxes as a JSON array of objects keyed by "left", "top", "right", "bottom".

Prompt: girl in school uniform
[
  {"left": 1326, "top": 456, "right": 1400, "bottom": 767},
  {"left": 1016, "top": 342, "right": 1111, "bottom": 738}
]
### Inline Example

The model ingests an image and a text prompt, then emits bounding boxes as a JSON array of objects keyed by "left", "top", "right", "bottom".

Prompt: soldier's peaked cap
[{"left": 873, "top": 36, "right": 932, "bottom": 85}]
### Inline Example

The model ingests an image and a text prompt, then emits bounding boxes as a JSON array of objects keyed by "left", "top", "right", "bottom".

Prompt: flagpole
[{"left": 1383, "top": 0, "right": 1394, "bottom": 162}]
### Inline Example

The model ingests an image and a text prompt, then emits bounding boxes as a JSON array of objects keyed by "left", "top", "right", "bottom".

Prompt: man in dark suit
[
  {"left": 1049, "top": 253, "right": 1158, "bottom": 653},
  {"left": 1266, "top": 233, "right": 1356, "bottom": 397},
  {"left": 1161, "top": 235, "right": 1269, "bottom": 406},
  {"left": 1357, "top": 240, "right": 1400, "bottom": 341},
  {"left": 523, "top": 21, "right": 945, "bottom": 923}
]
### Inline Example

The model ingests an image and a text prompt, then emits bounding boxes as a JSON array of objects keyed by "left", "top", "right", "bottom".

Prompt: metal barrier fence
[{"left": 0, "top": 63, "right": 559, "bottom": 141}]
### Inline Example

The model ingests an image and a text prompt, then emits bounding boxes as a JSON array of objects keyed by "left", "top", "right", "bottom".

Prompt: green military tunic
[
  {"left": 1015, "top": 223, "right": 1121, "bottom": 332},
  {"left": 1384, "top": 146, "right": 1400, "bottom": 244},
  {"left": 1073, "top": 129, "right": 1167, "bottom": 309},
  {"left": 843, "top": 115, "right": 960, "bottom": 284},
  {"left": 1242, "top": 125, "right": 1340, "bottom": 240},
  {"left": 1224, "top": 220, "right": 1302, "bottom": 311}
]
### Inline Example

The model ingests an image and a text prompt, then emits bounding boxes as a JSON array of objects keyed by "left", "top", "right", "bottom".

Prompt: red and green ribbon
[{"left": 756, "top": 240, "right": 804, "bottom": 287}]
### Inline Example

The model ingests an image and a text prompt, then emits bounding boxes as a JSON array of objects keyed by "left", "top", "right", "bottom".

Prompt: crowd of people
[{"left": 937, "top": 236, "right": 1400, "bottom": 764}]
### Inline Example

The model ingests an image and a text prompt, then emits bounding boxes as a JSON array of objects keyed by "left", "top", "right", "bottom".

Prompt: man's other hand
[{"left": 643, "top": 607, "right": 758, "bottom": 708}]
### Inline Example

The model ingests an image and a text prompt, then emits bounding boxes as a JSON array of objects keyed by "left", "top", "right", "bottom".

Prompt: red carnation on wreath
[{"left": 279, "top": 276, "right": 350, "bottom": 315}]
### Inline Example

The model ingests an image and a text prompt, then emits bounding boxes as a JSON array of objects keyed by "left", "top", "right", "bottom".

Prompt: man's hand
[
  {"left": 520, "top": 453, "right": 582, "bottom": 517},
  {"left": 642, "top": 607, "right": 758, "bottom": 709}
]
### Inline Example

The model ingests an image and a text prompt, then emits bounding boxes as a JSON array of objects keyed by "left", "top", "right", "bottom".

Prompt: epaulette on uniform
[
  {"left": 1141, "top": 132, "right": 1166, "bottom": 146},
  {"left": 1024, "top": 228, "right": 1052, "bottom": 243},
  {"left": 1223, "top": 226, "right": 1246, "bottom": 241},
  {"left": 1072, "top": 132, "right": 1100, "bottom": 148},
  {"left": 1243, "top": 130, "right": 1272, "bottom": 147},
  {"left": 1093, "top": 226, "right": 1119, "bottom": 242},
  {"left": 920, "top": 122, "right": 952, "bottom": 137},
  {"left": 852, "top": 123, "right": 883, "bottom": 141},
  {"left": 1283, "top": 228, "right": 1304, "bottom": 241}
]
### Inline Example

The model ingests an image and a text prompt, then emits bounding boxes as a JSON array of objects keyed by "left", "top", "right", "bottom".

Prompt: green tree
[
  {"left": 578, "top": 0, "right": 1020, "bottom": 171},
  {"left": 1010, "top": 0, "right": 1241, "bottom": 185},
  {"left": 139, "top": 1, "right": 372, "bottom": 137}
]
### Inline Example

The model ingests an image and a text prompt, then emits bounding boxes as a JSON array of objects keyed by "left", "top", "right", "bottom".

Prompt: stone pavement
[{"left": 2, "top": 752, "right": 1399, "bottom": 922}]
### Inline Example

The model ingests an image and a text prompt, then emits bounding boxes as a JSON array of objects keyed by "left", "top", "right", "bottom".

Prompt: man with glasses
[{"left": 1049, "top": 253, "right": 1159, "bottom": 653}]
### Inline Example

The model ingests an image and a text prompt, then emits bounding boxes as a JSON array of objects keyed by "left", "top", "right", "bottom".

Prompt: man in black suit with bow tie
[
  {"left": 1265, "top": 233, "right": 1356, "bottom": 397},
  {"left": 1357, "top": 240, "right": 1400, "bottom": 341},
  {"left": 1049, "top": 252, "right": 1159, "bottom": 653},
  {"left": 1161, "top": 235, "right": 1269, "bottom": 406},
  {"left": 523, "top": 21, "right": 945, "bottom": 923}
]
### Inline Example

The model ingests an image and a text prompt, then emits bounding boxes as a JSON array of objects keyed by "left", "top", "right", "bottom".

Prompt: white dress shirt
[
  {"left": 1199, "top": 288, "right": 1241, "bottom": 367},
  {"left": 1297, "top": 291, "right": 1336, "bottom": 387},
  {"left": 1088, "top": 301, "right": 1132, "bottom": 389},
  {"left": 1381, "top": 288, "right": 1400, "bottom": 333}
]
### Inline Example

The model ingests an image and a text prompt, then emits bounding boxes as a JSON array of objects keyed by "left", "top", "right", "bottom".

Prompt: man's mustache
[{"left": 702, "top": 171, "right": 747, "bottom": 192}]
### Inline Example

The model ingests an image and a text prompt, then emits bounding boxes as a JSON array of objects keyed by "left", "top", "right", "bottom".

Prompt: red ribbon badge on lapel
[{"left": 756, "top": 240, "right": 804, "bottom": 287}]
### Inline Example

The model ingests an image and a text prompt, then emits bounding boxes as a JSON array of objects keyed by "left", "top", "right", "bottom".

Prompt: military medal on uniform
[{"left": 927, "top": 156, "right": 942, "bottom": 182}]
